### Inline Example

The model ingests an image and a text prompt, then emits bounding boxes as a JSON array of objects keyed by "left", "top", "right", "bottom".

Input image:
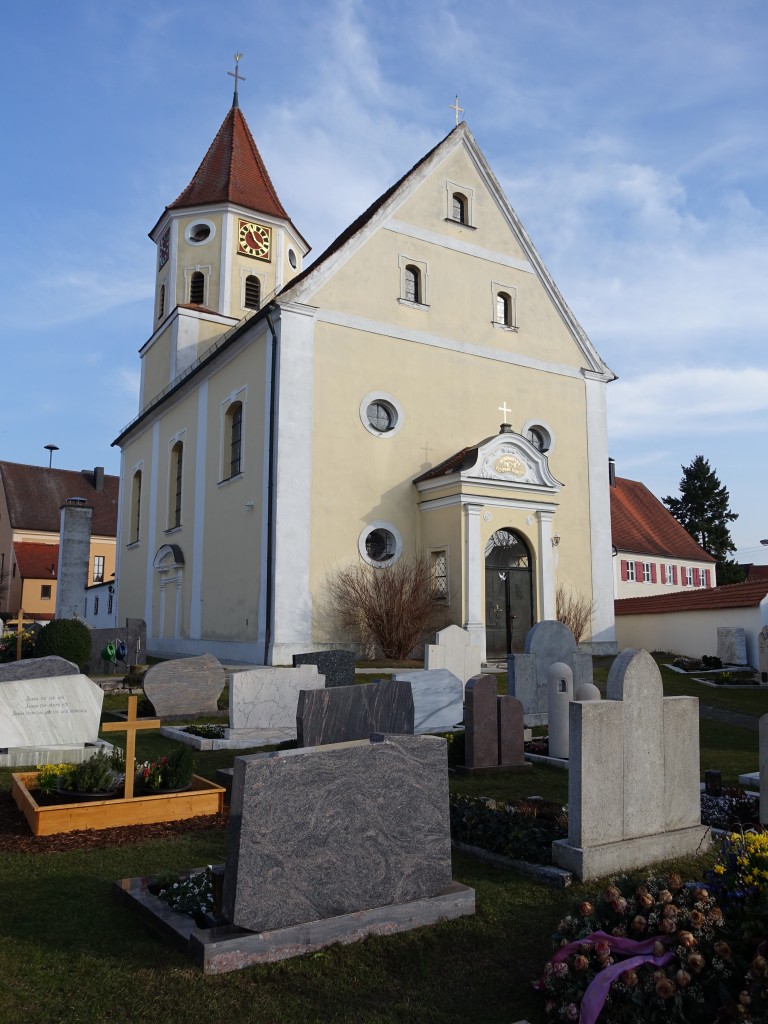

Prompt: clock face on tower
[
  {"left": 238, "top": 219, "right": 272, "bottom": 261},
  {"left": 158, "top": 228, "right": 170, "bottom": 270}
]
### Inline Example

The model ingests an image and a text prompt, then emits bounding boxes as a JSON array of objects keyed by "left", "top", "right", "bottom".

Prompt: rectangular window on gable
[
  {"left": 430, "top": 549, "right": 449, "bottom": 603},
  {"left": 93, "top": 555, "right": 105, "bottom": 584},
  {"left": 643, "top": 562, "right": 652, "bottom": 583},
  {"left": 41, "top": 584, "right": 51, "bottom": 600},
  {"left": 626, "top": 561, "right": 636, "bottom": 582},
  {"left": 686, "top": 567, "right": 694, "bottom": 587}
]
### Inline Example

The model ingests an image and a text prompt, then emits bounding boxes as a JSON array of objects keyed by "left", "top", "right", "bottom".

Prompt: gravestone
[
  {"left": 547, "top": 662, "right": 573, "bottom": 761},
  {"left": 292, "top": 650, "right": 356, "bottom": 688},
  {"left": 425, "top": 625, "right": 482, "bottom": 686},
  {"left": 143, "top": 653, "right": 225, "bottom": 719},
  {"left": 758, "top": 626, "right": 768, "bottom": 683},
  {"left": 296, "top": 679, "right": 413, "bottom": 748},
  {"left": 552, "top": 648, "right": 709, "bottom": 880},
  {"left": 717, "top": 626, "right": 748, "bottom": 666},
  {"left": 0, "top": 673, "right": 106, "bottom": 766},
  {"left": 222, "top": 734, "right": 467, "bottom": 933},
  {"left": 227, "top": 664, "right": 324, "bottom": 737},
  {"left": 0, "top": 655, "right": 79, "bottom": 682},
  {"left": 462, "top": 673, "right": 530, "bottom": 771},
  {"left": 393, "top": 669, "right": 464, "bottom": 732},
  {"left": 507, "top": 620, "right": 593, "bottom": 725}
]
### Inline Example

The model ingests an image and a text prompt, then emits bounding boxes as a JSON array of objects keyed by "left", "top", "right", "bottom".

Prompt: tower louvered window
[
  {"left": 244, "top": 275, "right": 260, "bottom": 310},
  {"left": 189, "top": 271, "right": 205, "bottom": 304}
]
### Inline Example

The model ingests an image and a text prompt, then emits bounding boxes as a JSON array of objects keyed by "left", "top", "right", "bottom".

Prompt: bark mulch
[{"left": 0, "top": 790, "right": 228, "bottom": 854}]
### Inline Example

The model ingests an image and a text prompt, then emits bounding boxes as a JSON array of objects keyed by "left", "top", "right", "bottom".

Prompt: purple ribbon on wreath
[{"left": 550, "top": 931, "right": 674, "bottom": 1024}]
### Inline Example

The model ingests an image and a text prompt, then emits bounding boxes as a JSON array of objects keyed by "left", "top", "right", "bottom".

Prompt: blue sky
[{"left": 2, "top": 0, "right": 766, "bottom": 563}]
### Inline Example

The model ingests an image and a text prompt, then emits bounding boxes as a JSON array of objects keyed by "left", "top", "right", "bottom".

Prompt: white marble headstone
[
  {"left": 547, "top": 662, "right": 573, "bottom": 760},
  {"left": 0, "top": 674, "right": 103, "bottom": 747},
  {"left": 393, "top": 669, "right": 464, "bottom": 732},
  {"left": 758, "top": 626, "right": 768, "bottom": 680},
  {"left": 717, "top": 627, "right": 748, "bottom": 666},
  {"left": 228, "top": 665, "right": 324, "bottom": 731},
  {"left": 425, "top": 625, "right": 483, "bottom": 686}
]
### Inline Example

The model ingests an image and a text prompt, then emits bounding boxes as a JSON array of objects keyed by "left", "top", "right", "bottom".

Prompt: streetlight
[
  {"left": 44, "top": 444, "right": 59, "bottom": 468},
  {"left": 761, "top": 540, "right": 768, "bottom": 547}
]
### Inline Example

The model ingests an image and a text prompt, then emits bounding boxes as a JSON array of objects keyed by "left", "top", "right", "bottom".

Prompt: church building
[{"left": 113, "top": 79, "right": 617, "bottom": 664}]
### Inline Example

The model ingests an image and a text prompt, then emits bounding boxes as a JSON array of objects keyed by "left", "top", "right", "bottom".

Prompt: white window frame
[
  {"left": 359, "top": 391, "right": 404, "bottom": 438},
  {"left": 184, "top": 218, "right": 216, "bottom": 246},
  {"left": 240, "top": 267, "right": 266, "bottom": 311},
  {"left": 642, "top": 562, "right": 652, "bottom": 584},
  {"left": 665, "top": 563, "right": 674, "bottom": 585},
  {"left": 184, "top": 265, "right": 211, "bottom": 306},
  {"left": 521, "top": 419, "right": 555, "bottom": 454},
  {"left": 128, "top": 460, "right": 144, "bottom": 547},
  {"left": 686, "top": 567, "right": 694, "bottom": 587},
  {"left": 491, "top": 281, "right": 518, "bottom": 331},
  {"left": 219, "top": 386, "right": 247, "bottom": 484},
  {"left": 398, "top": 255, "right": 429, "bottom": 309},
  {"left": 358, "top": 522, "right": 404, "bottom": 567},
  {"left": 166, "top": 429, "right": 187, "bottom": 532},
  {"left": 429, "top": 546, "right": 450, "bottom": 604},
  {"left": 627, "top": 561, "right": 636, "bottom": 582},
  {"left": 445, "top": 179, "right": 475, "bottom": 226}
]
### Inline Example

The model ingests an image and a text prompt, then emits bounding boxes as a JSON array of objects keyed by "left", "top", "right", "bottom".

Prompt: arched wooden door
[{"left": 484, "top": 529, "right": 533, "bottom": 658}]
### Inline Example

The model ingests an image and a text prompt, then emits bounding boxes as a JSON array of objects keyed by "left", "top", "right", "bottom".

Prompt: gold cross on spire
[
  {"left": 449, "top": 95, "right": 464, "bottom": 127},
  {"left": 228, "top": 52, "right": 246, "bottom": 107}
]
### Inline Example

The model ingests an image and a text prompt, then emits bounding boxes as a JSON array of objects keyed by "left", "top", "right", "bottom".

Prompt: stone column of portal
[
  {"left": 537, "top": 509, "right": 556, "bottom": 620},
  {"left": 464, "top": 503, "right": 485, "bottom": 661}
]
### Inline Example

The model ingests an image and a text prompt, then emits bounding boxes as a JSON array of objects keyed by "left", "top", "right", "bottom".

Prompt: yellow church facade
[{"left": 113, "top": 92, "right": 617, "bottom": 664}]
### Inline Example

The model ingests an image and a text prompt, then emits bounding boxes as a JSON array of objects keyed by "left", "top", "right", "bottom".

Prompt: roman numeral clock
[{"left": 238, "top": 219, "right": 272, "bottom": 260}]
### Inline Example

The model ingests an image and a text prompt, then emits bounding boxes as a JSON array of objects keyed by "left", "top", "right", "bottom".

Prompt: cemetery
[{"left": 2, "top": 635, "right": 768, "bottom": 1022}]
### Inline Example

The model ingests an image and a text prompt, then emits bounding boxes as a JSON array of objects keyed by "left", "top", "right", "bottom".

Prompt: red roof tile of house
[
  {"left": 744, "top": 564, "right": 768, "bottom": 584},
  {"left": 12, "top": 542, "right": 59, "bottom": 580},
  {"left": 615, "top": 579, "right": 768, "bottom": 615},
  {"left": 167, "top": 106, "right": 289, "bottom": 221},
  {"left": 0, "top": 462, "right": 118, "bottom": 536},
  {"left": 611, "top": 476, "right": 715, "bottom": 563}
]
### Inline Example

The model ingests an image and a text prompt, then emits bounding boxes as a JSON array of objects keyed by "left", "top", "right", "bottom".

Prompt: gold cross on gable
[
  {"left": 498, "top": 401, "right": 512, "bottom": 425},
  {"left": 101, "top": 695, "right": 160, "bottom": 800},
  {"left": 450, "top": 95, "right": 464, "bottom": 126},
  {"left": 228, "top": 52, "right": 246, "bottom": 96}
]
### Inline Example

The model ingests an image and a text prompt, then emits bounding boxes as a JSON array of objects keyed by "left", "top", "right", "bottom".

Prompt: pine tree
[{"left": 663, "top": 456, "right": 743, "bottom": 585}]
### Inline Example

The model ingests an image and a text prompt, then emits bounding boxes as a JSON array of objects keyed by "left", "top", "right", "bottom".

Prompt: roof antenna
[{"left": 228, "top": 53, "right": 246, "bottom": 109}]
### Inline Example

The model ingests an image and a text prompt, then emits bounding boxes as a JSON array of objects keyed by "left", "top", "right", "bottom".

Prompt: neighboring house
[
  {"left": 10, "top": 541, "right": 59, "bottom": 622},
  {"left": 84, "top": 581, "right": 118, "bottom": 628},
  {"left": 615, "top": 579, "right": 768, "bottom": 666},
  {"left": 610, "top": 475, "right": 716, "bottom": 599},
  {"left": 0, "top": 462, "right": 119, "bottom": 622},
  {"left": 113, "top": 90, "right": 618, "bottom": 664}
]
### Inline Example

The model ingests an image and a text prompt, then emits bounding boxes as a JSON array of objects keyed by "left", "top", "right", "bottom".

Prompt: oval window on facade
[{"left": 358, "top": 522, "right": 403, "bottom": 566}]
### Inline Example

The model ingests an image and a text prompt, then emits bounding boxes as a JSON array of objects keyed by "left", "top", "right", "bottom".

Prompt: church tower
[{"left": 139, "top": 68, "right": 309, "bottom": 409}]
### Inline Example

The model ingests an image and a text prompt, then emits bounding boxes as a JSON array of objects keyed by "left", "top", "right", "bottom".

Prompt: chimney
[
  {"left": 94, "top": 466, "right": 104, "bottom": 492},
  {"left": 608, "top": 458, "right": 616, "bottom": 488}
]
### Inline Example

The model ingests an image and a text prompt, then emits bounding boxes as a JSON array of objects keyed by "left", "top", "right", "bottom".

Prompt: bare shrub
[
  {"left": 327, "top": 556, "right": 439, "bottom": 661},
  {"left": 555, "top": 584, "right": 594, "bottom": 644}
]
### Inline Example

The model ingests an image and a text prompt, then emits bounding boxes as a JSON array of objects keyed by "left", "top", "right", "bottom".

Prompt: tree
[{"left": 662, "top": 456, "right": 743, "bottom": 585}]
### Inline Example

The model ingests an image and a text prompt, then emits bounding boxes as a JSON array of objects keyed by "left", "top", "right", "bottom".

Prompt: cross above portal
[
  {"left": 498, "top": 401, "right": 512, "bottom": 425},
  {"left": 449, "top": 95, "right": 464, "bottom": 127},
  {"left": 101, "top": 695, "right": 161, "bottom": 800}
]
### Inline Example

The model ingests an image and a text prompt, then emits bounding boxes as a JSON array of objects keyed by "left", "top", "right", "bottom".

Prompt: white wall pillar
[
  {"left": 145, "top": 422, "right": 160, "bottom": 640},
  {"left": 189, "top": 382, "right": 208, "bottom": 639},
  {"left": 584, "top": 373, "right": 617, "bottom": 650},
  {"left": 537, "top": 508, "right": 556, "bottom": 619},
  {"left": 463, "top": 502, "right": 486, "bottom": 660}
]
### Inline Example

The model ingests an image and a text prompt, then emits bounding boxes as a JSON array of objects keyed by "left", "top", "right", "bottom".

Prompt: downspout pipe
[{"left": 264, "top": 307, "right": 278, "bottom": 665}]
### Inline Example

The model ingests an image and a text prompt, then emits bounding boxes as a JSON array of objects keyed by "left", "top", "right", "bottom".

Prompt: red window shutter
[
  {"left": 693, "top": 568, "right": 700, "bottom": 586},
  {"left": 705, "top": 569, "right": 711, "bottom": 587},
  {"left": 651, "top": 564, "right": 657, "bottom": 583},
  {"left": 621, "top": 559, "right": 628, "bottom": 581},
  {"left": 635, "top": 561, "right": 643, "bottom": 580},
  {"left": 681, "top": 565, "right": 686, "bottom": 585},
  {"left": 660, "top": 564, "right": 667, "bottom": 583},
  {"left": 673, "top": 565, "right": 678, "bottom": 584}
]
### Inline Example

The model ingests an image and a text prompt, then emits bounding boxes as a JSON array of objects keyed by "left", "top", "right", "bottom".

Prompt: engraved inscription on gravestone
[
  {"left": 0, "top": 674, "right": 103, "bottom": 748},
  {"left": 716, "top": 627, "right": 748, "bottom": 666}
]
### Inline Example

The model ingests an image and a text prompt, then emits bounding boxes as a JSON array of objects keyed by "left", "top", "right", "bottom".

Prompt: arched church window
[
  {"left": 170, "top": 442, "right": 183, "bottom": 529},
  {"left": 158, "top": 284, "right": 165, "bottom": 321},
  {"left": 228, "top": 402, "right": 243, "bottom": 477},
  {"left": 404, "top": 265, "right": 420, "bottom": 304},
  {"left": 189, "top": 271, "right": 205, "bottom": 304},
  {"left": 452, "top": 193, "right": 467, "bottom": 223},
  {"left": 131, "top": 469, "right": 142, "bottom": 543},
  {"left": 496, "top": 291, "right": 511, "bottom": 326},
  {"left": 244, "top": 275, "right": 260, "bottom": 310}
]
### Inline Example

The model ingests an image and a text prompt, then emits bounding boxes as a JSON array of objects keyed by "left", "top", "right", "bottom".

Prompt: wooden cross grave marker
[
  {"left": 16, "top": 609, "right": 27, "bottom": 662},
  {"left": 101, "top": 695, "right": 160, "bottom": 800}
]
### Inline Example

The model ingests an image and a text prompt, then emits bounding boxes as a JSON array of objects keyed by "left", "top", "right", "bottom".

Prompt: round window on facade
[
  {"left": 522, "top": 421, "right": 554, "bottom": 454},
  {"left": 359, "top": 392, "right": 404, "bottom": 438},
  {"left": 288, "top": 248, "right": 297, "bottom": 269},
  {"left": 358, "top": 522, "right": 403, "bottom": 566},
  {"left": 185, "top": 220, "right": 215, "bottom": 245}
]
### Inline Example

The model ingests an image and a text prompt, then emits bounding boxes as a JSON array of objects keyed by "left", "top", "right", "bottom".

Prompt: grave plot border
[{"left": 12, "top": 772, "right": 225, "bottom": 836}]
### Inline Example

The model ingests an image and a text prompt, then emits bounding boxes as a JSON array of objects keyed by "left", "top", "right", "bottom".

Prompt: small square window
[{"left": 41, "top": 584, "right": 51, "bottom": 600}]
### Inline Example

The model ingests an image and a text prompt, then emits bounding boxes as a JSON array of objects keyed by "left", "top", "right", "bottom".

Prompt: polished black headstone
[{"left": 292, "top": 650, "right": 357, "bottom": 687}]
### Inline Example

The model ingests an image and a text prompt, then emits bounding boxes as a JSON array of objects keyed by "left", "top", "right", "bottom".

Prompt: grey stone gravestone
[
  {"left": 462, "top": 673, "right": 530, "bottom": 771},
  {"left": 296, "top": 678, "right": 413, "bottom": 748},
  {"left": 0, "top": 673, "right": 106, "bottom": 766},
  {"left": 547, "top": 662, "right": 573, "bottom": 761},
  {"left": 552, "top": 648, "right": 709, "bottom": 880},
  {"left": 507, "top": 620, "right": 593, "bottom": 725},
  {"left": 222, "top": 734, "right": 464, "bottom": 933},
  {"left": 227, "top": 665, "right": 324, "bottom": 738},
  {"left": 717, "top": 626, "right": 748, "bottom": 666},
  {"left": 0, "top": 655, "right": 79, "bottom": 682},
  {"left": 292, "top": 650, "right": 356, "bottom": 688},
  {"left": 143, "top": 652, "right": 225, "bottom": 719},
  {"left": 425, "top": 625, "right": 482, "bottom": 686},
  {"left": 393, "top": 669, "right": 464, "bottom": 732},
  {"left": 760, "top": 626, "right": 768, "bottom": 683}
]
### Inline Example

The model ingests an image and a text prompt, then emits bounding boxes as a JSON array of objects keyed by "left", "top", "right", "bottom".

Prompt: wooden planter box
[{"left": 11, "top": 772, "right": 226, "bottom": 836}]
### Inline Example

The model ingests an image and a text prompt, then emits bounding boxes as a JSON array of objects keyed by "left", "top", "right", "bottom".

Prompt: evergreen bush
[{"left": 35, "top": 618, "right": 92, "bottom": 669}]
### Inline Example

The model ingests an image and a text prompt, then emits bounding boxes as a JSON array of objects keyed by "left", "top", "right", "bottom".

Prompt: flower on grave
[
  {"left": 611, "top": 897, "right": 627, "bottom": 913},
  {"left": 621, "top": 969, "right": 639, "bottom": 988},
  {"left": 631, "top": 914, "right": 647, "bottom": 933},
  {"left": 677, "top": 930, "right": 697, "bottom": 948},
  {"left": 687, "top": 952, "right": 706, "bottom": 973},
  {"left": 657, "top": 889, "right": 673, "bottom": 904},
  {"left": 573, "top": 955, "right": 590, "bottom": 973},
  {"left": 655, "top": 977, "right": 676, "bottom": 1000},
  {"left": 751, "top": 956, "right": 768, "bottom": 978},
  {"left": 688, "top": 908, "right": 705, "bottom": 928},
  {"left": 675, "top": 969, "right": 692, "bottom": 989},
  {"left": 579, "top": 901, "right": 594, "bottom": 917}
]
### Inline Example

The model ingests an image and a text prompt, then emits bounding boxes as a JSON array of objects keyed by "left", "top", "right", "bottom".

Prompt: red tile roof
[
  {"left": 744, "top": 564, "right": 768, "bottom": 584},
  {"left": 168, "top": 106, "right": 289, "bottom": 221},
  {"left": 0, "top": 462, "right": 119, "bottom": 536},
  {"left": 611, "top": 476, "right": 715, "bottom": 563},
  {"left": 615, "top": 579, "right": 768, "bottom": 615},
  {"left": 12, "top": 542, "right": 59, "bottom": 579}
]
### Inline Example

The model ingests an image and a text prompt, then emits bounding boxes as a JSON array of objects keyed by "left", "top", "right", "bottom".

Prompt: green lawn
[{"left": 0, "top": 669, "right": 762, "bottom": 1023}]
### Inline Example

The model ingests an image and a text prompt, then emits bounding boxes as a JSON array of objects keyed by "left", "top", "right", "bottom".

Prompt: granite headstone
[
  {"left": 143, "top": 653, "right": 225, "bottom": 719},
  {"left": 462, "top": 674, "right": 529, "bottom": 771},
  {"left": 393, "top": 669, "right": 464, "bottom": 733},
  {"left": 507, "top": 620, "right": 593, "bottom": 725},
  {"left": 292, "top": 650, "right": 356, "bottom": 688},
  {"left": 222, "top": 734, "right": 454, "bottom": 932},
  {"left": 227, "top": 664, "right": 324, "bottom": 735},
  {"left": 0, "top": 655, "right": 79, "bottom": 682},
  {"left": 296, "top": 678, "right": 414, "bottom": 748},
  {"left": 717, "top": 627, "right": 748, "bottom": 666}
]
